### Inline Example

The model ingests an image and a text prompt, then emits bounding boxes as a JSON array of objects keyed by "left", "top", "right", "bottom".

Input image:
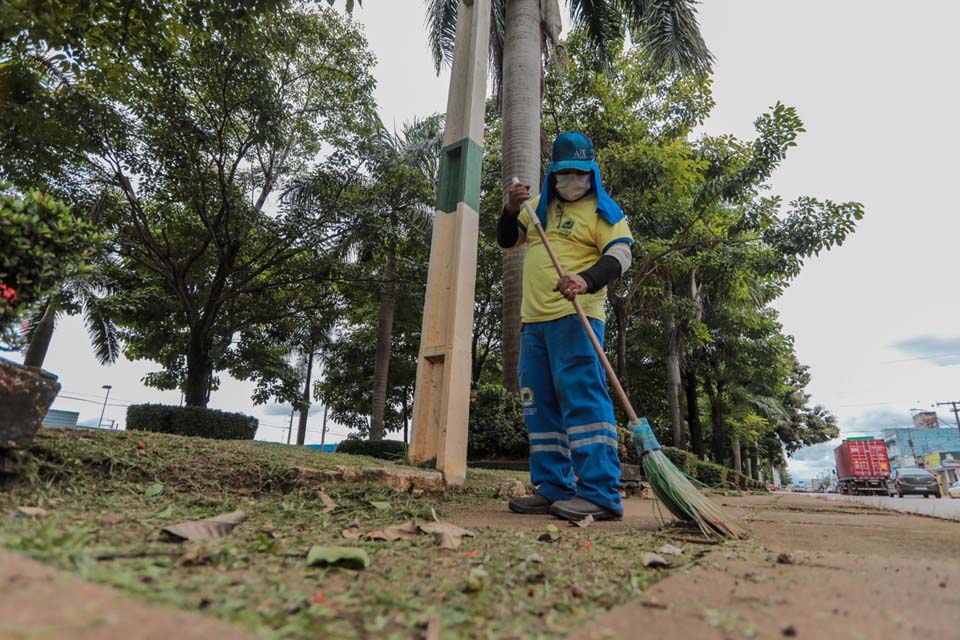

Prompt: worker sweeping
[
  {"left": 499, "top": 132, "right": 744, "bottom": 538},
  {"left": 497, "top": 132, "right": 632, "bottom": 522}
]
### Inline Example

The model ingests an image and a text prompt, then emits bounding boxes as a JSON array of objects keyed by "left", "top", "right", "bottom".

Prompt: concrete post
[{"left": 409, "top": 0, "right": 490, "bottom": 486}]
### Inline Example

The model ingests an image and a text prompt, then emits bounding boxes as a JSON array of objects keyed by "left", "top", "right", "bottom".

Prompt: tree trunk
[
  {"left": 184, "top": 334, "right": 212, "bottom": 407},
  {"left": 731, "top": 434, "right": 742, "bottom": 475},
  {"left": 320, "top": 405, "right": 328, "bottom": 449},
  {"left": 613, "top": 297, "right": 629, "bottom": 393},
  {"left": 500, "top": 0, "right": 542, "bottom": 393},
  {"left": 707, "top": 379, "right": 726, "bottom": 464},
  {"left": 370, "top": 251, "right": 398, "bottom": 440},
  {"left": 749, "top": 448, "right": 760, "bottom": 481},
  {"left": 23, "top": 303, "right": 56, "bottom": 368},
  {"left": 663, "top": 279, "right": 684, "bottom": 447},
  {"left": 296, "top": 348, "right": 314, "bottom": 446},
  {"left": 684, "top": 373, "right": 705, "bottom": 460},
  {"left": 744, "top": 453, "right": 752, "bottom": 480}
]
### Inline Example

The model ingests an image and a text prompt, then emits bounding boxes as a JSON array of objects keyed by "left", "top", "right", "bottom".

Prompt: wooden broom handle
[{"left": 521, "top": 199, "right": 639, "bottom": 424}]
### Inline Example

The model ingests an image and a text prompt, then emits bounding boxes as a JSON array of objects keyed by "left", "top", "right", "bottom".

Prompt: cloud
[
  {"left": 839, "top": 408, "right": 911, "bottom": 435},
  {"left": 890, "top": 335, "right": 960, "bottom": 367},
  {"left": 792, "top": 439, "right": 840, "bottom": 463},
  {"left": 262, "top": 403, "right": 325, "bottom": 417}
]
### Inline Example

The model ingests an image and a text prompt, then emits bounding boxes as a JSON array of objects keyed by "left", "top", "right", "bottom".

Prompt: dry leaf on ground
[
  {"left": 538, "top": 524, "right": 561, "bottom": 543},
  {"left": 16, "top": 506, "right": 49, "bottom": 518},
  {"left": 341, "top": 529, "right": 363, "bottom": 540},
  {"left": 317, "top": 490, "right": 337, "bottom": 513},
  {"left": 363, "top": 521, "right": 419, "bottom": 542},
  {"left": 495, "top": 480, "right": 529, "bottom": 499},
  {"left": 100, "top": 514, "right": 125, "bottom": 526},
  {"left": 418, "top": 521, "right": 475, "bottom": 549},
  {"left": 306, "top": 545, "right": 369, "bottom": 569},
  {"left": 160, "top": 511, "right": 246, "bottom": 542},
  {"left": 571, "top": 514, "right": 594, "bottom": 529},
  {"left": 642, "top": 552, "right": 669, "bottom": 568},
  {"left": 658, "top": 543, "right": 684, "bottom": 556}
]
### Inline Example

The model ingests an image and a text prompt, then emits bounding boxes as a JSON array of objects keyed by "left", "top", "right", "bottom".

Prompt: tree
[
  {"left": 290, "top": 116, "right": 442, "bottom": 440},
  {"left": 426, "top": 0, "right": 712, "bottom": 392},
  {"left": 90, "top": 5, "right": 376, "bottom": 407}
]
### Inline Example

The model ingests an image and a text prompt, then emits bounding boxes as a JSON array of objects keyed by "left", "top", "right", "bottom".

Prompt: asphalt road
[{"left": 803, "top": 491, "right": 960, "bottom": 521}]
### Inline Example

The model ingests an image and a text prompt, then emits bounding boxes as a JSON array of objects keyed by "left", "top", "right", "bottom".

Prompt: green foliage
[
  {"left": 335, "top": 438, "right": 407, "bottom": 461},
  {"left": 127, "top": 404, "right": 258, "bottom": 441},
  {"left": 300, "top": 117, "right": 441, "bottom": 438},
  {"left": 467, "top": 384, "right": 528, "bottom": 460},
  {"left": 0, "top": 187, "right": 98, "bottom": 344}
]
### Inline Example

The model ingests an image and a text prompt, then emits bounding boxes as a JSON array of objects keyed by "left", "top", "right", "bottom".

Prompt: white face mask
[{"left": 555, "top": 173, "right": 591, "bottom": 201}]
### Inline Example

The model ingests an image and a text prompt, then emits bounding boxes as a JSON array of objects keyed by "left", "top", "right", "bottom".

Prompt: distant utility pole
[{"left": 934, "top": 401, "right": 960, "bottom": 429}]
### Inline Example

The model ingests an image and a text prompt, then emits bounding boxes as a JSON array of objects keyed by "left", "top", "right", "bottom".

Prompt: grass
[{"left": 0, "top": 428, "right": 715, "bottom": 639}]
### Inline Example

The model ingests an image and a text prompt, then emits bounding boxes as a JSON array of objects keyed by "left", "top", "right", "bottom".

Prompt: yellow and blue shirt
[{"left": 516, "top": 194, "right": 633, "bottom": 324}]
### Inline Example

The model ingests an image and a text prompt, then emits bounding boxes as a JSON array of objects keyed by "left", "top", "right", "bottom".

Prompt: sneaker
[
  {"left": 549, "top": 497, "right": 622, "bottom": 522},
  {"left": 508, "top": 493, "right": 553, "bottom": 515}
]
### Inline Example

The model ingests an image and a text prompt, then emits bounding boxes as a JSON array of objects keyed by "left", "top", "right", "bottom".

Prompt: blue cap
[
  {"left": 536, "top": 131, "right": 625, "bottom": 228},
  {"left": 550, "top": 132, "right": 596, "bottom": 172}
]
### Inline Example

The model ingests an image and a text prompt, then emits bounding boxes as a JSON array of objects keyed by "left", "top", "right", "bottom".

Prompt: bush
[
  {"left": 468, "top": 384, "right": 528, "bottom": 460},
  {"left": 335, "top": 439, "right": 407, "bottom": 461},
  {"left": 127, "top": 404, "right": 257, "bottom": 440},
  {"left": 1, "top": 186, "right": 98, "bottom": 343}
]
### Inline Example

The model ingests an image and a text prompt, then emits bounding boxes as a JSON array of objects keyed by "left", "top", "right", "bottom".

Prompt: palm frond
[
  {"left": 619, "top": 0, "right": 713, "bottom": 76},
  {"left": 568, "top": 0, "right": 623, "bottom": 69},
  {"left": 425, "top": 0, "right": 460, "bottom": 74},
  {"left": 741, "top": 390, "right": 788, "bottom": 422},
  {"left": 84, "top": 299, "right": 121, "bottom": 365},
  {"left": 489, "top": 0, "right": 506, "bottom": 102}
]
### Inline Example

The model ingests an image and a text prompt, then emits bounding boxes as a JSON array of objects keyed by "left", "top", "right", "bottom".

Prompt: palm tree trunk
[
  {"left": 731, "top": 435, "right": 742, "bottom": 475},
  {"left": 684, "top": 373, "right": 705, "bottom": 459},
  {"left": 296, "top": 348, "right": 314, "bottom": 446},
  {"left": 612, "top": 296, "right": 629, "bottom": 394},
  {"left": 500, "top": 0, "right": 542, "bottom": 393},
  {"left": 663, "top": 279, "right": 684, "bottom": 447},
  {"left": 370, "top": 251, "right": 398, "bottom": 440},
  {"left": 23, "top": 302, "right": 56, "bottom": 368}
]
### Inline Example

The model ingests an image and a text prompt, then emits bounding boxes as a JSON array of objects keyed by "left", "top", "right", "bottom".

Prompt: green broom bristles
[{"left": 630, "top": 418, "right": 746, "bottom": 540}]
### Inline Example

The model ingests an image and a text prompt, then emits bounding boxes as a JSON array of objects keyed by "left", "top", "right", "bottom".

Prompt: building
[
  {"left": 41, "top": 410, "right": 79, "bottom": 428},
  {"left": 882, "top": 427, "right": 960, "bottom": 488}
]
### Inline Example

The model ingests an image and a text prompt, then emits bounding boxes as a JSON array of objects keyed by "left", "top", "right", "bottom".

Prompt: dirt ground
[
  {"left": 4, "top": 473, "right": 959, "bottom": 639},
  {"left": 595, "top": 494, "right": 960, "bottom": 639}
]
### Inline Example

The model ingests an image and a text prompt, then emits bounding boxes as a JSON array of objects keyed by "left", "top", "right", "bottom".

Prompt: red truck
[{"left": 834, "top": 438, "right": 891, "bottom": 495}]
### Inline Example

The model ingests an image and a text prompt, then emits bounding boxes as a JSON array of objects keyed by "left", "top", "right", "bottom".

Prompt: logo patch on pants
[{"left": 520, "top": 387, "right": 537, "bottom": 415}]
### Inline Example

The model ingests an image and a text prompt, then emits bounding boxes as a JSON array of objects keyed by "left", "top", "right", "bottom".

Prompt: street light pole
[{"left": 98, "top": 384, "right": 112, "bottom": 429}]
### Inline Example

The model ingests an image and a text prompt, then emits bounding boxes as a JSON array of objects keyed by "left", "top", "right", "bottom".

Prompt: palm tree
[
  {"left": 426, "top": 0, "right": 712, "bottom": 391},
  {"left": 23, "top": 271, "right": 121, "bottom": 368},
  {"left": 286, "top": 115, "right": 443, "bottom": 440}
]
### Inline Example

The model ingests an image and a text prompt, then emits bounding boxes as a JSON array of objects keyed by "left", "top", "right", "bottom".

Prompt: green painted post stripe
[{"left": 436, "top": 137, "right": 483, "bottom": 213}]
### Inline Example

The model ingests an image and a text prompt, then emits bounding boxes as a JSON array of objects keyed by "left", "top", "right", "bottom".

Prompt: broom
[{"left": 515, "top": 179, "right": 744, "bottom": 539}]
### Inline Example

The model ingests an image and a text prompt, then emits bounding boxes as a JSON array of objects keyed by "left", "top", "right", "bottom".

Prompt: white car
[{"left": 948, "top": 480, "right": 960, "bottom": 499}]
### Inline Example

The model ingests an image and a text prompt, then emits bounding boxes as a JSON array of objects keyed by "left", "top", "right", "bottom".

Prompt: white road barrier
[{"left": 809, "top": 492, "right": 960, "bottom": 522}]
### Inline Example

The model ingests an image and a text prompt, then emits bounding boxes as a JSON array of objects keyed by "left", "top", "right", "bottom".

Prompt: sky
[{"left": 16, "top": 1, "right": 960, "bottom": 482}]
